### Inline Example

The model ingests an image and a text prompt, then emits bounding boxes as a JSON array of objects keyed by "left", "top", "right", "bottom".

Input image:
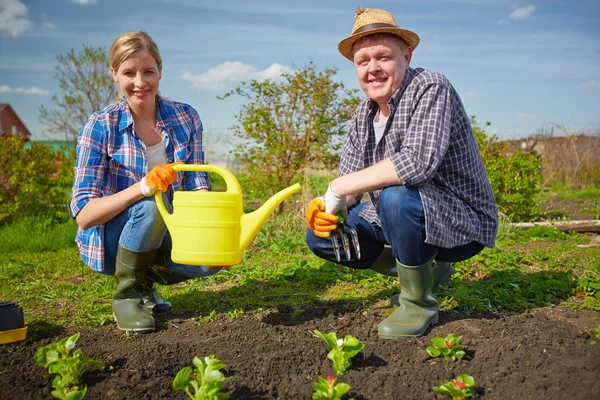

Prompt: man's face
[{"left": 352, "top": 35, "right": 412, "bottom": 107}]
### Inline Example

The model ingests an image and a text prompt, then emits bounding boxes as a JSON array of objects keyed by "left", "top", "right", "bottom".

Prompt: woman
[{"left": 69, "top": 31, "right": 223, "bottom": 333}]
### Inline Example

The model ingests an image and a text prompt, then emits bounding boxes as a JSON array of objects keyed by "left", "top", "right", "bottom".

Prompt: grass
[{"left": 1, "top": 209, "right": 599, "bottom": 340}]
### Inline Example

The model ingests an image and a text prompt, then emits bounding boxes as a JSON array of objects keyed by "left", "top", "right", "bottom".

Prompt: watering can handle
[{"left": 154, "top": 164, "right": 243, "bottom": 221}]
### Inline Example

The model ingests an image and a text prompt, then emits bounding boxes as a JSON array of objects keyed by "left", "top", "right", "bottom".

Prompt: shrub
[
  {"left": 472, "top": 118, "right": 542, "bottom": 222},
  {"left": 0, "top": 136, "right": 74, "bottom": 225}
]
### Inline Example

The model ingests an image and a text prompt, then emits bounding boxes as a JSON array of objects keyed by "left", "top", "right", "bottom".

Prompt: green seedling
[
  {"left": 313, "top": 330, "right": 364, "bottom": 376},
  {"left": 34, "top": 332, "right": 109, "bottom": 400},
  {"left": 173, "top": 355, "right": 232, "bottom": 400},
  {"left": 432, "top": 374, "right": 478, "bottom": 399},
  {"left": 427, "top": 333, "right": 467, "bottom": 361},
  {"left": 312, "top": 375, "right": 351, "bottom": 400}
]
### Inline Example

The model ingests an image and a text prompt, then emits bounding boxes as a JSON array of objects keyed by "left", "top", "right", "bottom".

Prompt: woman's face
[{"left": 111, "top": 50, "right": 161, "bottom": 110}]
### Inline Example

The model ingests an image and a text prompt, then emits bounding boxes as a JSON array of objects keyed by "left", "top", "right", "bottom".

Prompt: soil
[{"left": 1, "top": 303, "right": 599, "bottom": 400}]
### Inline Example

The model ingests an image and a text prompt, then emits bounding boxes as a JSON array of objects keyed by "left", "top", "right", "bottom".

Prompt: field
[{"left": 1, "top": 194, "right": 599, "bottom": 400}]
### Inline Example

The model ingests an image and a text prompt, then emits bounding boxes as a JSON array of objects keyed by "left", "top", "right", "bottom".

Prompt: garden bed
[{"left": 1, "top": 303, "right": 599, "bottom": 399}]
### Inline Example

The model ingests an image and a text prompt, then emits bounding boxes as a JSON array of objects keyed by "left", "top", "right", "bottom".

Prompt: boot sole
[
  {"left": 113, "top": 313, "right": 156, "bottom": 333},
  {"left": 378, "top": 314, "right": 439, "bottom": 339}
]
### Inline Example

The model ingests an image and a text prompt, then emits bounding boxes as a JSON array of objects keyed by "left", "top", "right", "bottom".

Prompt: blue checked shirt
[
  {"left": 340, "top": 67, "right": 498, "bottom": 249},
  {"left": 69, "top": 95, "right": 211, "bottom": 272}
]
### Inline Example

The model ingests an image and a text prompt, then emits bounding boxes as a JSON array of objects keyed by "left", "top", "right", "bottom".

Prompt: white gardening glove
[{"left": 324, "top": 183, "right": 348, "bottom": 219}]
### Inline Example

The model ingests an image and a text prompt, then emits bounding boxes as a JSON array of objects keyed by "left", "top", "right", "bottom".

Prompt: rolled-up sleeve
[
  {"left": 390, "top": 82, "right": 452, "bottom": 186},
  {"left": 69, "top": 117, "right": 107, "bottom": 218}
]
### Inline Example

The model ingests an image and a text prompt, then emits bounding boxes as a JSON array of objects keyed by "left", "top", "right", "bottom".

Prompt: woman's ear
[{"left": 111, "top": 67, "right": 118, "bottom": 83}]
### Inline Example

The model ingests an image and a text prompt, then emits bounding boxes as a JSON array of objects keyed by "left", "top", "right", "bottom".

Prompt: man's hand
[
  {"left": 140, "top": 162, "right": 183, "bottom": 197},
  {"left": 306, "top": 197, "right": 339, "bottom": 238},
  {"left": 324, "top": 183, "right": 348, "bottom": 219}
]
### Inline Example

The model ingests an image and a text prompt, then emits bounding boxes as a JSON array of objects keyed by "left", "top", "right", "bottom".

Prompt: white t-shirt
[
  {"left": 373, "top": 116, "right": 388, "bottom": 146},
  {"left": 146, "top": 135, "right": 167, "bottom": 170}
]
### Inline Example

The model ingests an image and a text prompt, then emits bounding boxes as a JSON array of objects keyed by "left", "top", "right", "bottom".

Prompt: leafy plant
[
  {"left": 219, "top": 63, "right": 360, "bottom": 205},
  {"left": 0, "top": 136, "right": 75, "bottom": 225},
  {"left": 426, "top": 333, "right": 467, "bottom": 361},
  {"left": 472, "top": 117, "right": 542, "bottom": 222},
  {"left": 34, "top": 332, "right": 108, "bottom": 400},
  {"left": 312, "top": 375, "right": 351, "bottom": 400},
  {"left": 313, "top": 330, "right": 364, "bottom": 376},
  {"left": 173, "top": 355, "right": 232, "bottom": 400},
  {"left": 432, "top": 374, "right": 478, "bottom": 399},
  {"left": 39, "top": 44, "right": 118, "bottom": 142}
]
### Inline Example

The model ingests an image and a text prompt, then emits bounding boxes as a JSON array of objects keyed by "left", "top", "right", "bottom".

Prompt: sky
[{"left": 1, "top": 0, "right": 599, "bottom": 156}]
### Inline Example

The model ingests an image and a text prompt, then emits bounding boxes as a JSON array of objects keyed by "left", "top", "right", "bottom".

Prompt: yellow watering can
[{"left": 155, "top": 164, "right": 301, "bottom": 266}]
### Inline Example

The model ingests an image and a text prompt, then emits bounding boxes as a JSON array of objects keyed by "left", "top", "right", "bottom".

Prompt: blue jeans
[
  {"left": 102, "top": 197, "right": 222, "bottom": 280},
  {"left": 306, "top": 186, "right": 483, "bottom": 268}
]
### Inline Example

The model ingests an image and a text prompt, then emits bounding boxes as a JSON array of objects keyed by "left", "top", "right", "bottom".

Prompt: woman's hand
[{"left": 140, "top": 162, "right": 183, "bottom": 196}]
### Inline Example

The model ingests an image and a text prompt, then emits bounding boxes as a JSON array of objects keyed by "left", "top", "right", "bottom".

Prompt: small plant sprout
[
  {"left": 312, "top": 375, "right": 351, "bottom": 400},
  {"left": 172, "top": 355, "right": 232, "bottom": 400},
  {"left": 432, "top": 374, "right": 478, "bottom": 399},
  {"left": 313, "top": 330, "right": 364, "bottom": 376},
  {"left": 34, "top": 332, "right": 109, "bottom": 400},
  {"left": 427, "top": 333, "right": 467, "bottom": 361}
]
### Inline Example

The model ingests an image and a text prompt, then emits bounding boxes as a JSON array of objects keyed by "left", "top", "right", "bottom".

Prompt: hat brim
[{"left": 338, "top": 28, "right": 420, "bottom": 61}]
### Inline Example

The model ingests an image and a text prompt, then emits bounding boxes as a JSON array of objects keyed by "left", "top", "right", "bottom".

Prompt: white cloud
[
  {"left": 70, "top": 0, "right": 97, "bottom": 4},
  {"left": 517, "top": 112, "right": 533, "bottom": 118},
  {"left": 580, "top": 80, "right": 600, "bottom": 88},
  {"left": 0, "top": 84, "right": 49, "bottom": 96},
  {"left": 510, "top": 5, "right": 536, "bottom": 20},
  {"left": 462, "top": 92, "right": 478, "bottom": 98},
  {"left": 0, "top": 0, "right": 31, "bottom": 38},
  {"left": 180, "top": 61, "right": 294, "bottom": 91}
]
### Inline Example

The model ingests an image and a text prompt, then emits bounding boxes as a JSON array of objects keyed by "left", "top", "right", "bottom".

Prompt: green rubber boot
[
  {"left": 377, "top": 259, "right": 439, "bottom": 339},
  {"left": 112, "top": 246, "right": 156, "bottom": 333},
  {"left": 140, "top": 282, "right": 172, "bottom": 314},
  {"left": 370, "top": 247, "right": 454, "bottom": 306}
]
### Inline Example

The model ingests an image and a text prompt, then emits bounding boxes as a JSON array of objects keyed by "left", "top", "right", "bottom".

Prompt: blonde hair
[
  {"left": 110, "top": 31, "right": 162, "bottom": 71},
  {"left": 353, "top": 33, "right": 409, "bottom": 54}
]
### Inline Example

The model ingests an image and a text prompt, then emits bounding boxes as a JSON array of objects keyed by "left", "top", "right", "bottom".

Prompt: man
[{"left": 305, "top": 8, "right": 498, "bottom": 339}]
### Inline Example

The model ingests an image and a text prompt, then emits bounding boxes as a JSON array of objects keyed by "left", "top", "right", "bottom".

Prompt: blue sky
[{"left": 1, "top": 0, "right": 599, "bottom": 156}]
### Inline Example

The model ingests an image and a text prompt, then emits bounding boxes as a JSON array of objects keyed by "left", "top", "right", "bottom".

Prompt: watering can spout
[{"left": 240, "top": 183, "right": 302, "bottom": 251}]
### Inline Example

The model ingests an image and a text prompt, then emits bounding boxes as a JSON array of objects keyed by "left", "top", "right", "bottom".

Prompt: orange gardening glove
[
  {"left": 140, "top": 162, "right": 184, "bottom": 196},
  {"left": 206, "top": 265, "right": 230, "bottom": 271},
  {"left": 305, "top": 197, "right": 340, "bottom": 238}
]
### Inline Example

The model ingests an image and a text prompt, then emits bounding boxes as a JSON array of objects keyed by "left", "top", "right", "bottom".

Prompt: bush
[
  {"left": 0, "top": 136, "right": 74, "bottom": 225},
  {"left": 472, "top": 118, "right": 542, "bottom": 222}
]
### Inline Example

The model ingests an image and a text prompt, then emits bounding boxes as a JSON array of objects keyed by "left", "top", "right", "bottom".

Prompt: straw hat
[{"left": 338, "top": 8, "right": 420, "bottom": 61}]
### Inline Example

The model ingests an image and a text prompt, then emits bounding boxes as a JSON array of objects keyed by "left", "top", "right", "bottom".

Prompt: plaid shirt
[
  {"left": 69, "top": 95, "right": 211, "bottom": 272},
  {"left": 340, "top": 67, "right": 498, "bottom": 249}
]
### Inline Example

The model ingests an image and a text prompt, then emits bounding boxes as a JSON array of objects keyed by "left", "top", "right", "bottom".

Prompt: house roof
[{"left": 0, "top": 103, "right": 32, "bottom": 138}]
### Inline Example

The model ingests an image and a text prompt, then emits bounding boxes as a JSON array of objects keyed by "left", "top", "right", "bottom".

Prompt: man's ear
[
  {"left": 111, "top": 67, "right": 118, "bottom": 83},
  {"left": 404, "top": 47, "right": 413, "bottom": 67}
]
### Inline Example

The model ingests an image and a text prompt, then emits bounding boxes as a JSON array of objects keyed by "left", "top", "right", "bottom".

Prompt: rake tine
[
  {"left": 331, "top": 230, "right": 341, "bottom": 262},
  {"left": 345, "top": 226, "right": 361, "bottom": 260},
  {"left": 340, "top": 227, "right": 351, "bottom": 260}
]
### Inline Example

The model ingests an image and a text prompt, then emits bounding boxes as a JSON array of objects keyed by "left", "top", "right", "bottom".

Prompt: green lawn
[{"left": 1, "top": 212, "right": 598, "bottom": 340}]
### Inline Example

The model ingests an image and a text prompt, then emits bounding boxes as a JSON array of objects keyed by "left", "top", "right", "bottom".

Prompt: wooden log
[{"left": 509, "top": 220, "right": 600, "bottom": 233}]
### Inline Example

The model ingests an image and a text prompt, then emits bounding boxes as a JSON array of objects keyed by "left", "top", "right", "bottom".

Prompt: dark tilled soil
[{"left": 1, "top": 303, "right": 599, "bottom": 400}]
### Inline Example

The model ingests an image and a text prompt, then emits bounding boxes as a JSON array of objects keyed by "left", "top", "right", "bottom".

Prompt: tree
[
  {"left": 219, "top": 63, "right": 361, "bottom": 202},
  {"left": 39, "top": 45, "right": 118, "bottom": 142}
]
